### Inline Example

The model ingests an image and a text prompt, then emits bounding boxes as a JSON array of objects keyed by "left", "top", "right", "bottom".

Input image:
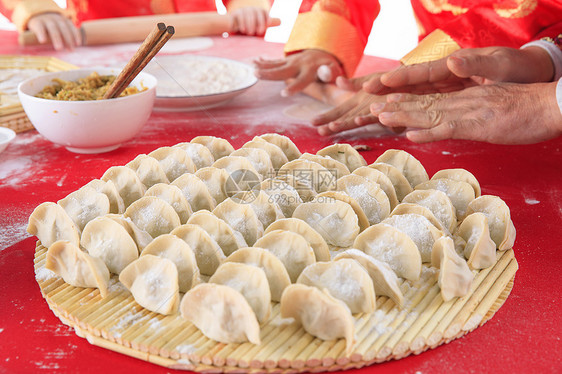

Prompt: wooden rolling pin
[{"left": 19, "top": 12, "right": 281, "bottom": 46}]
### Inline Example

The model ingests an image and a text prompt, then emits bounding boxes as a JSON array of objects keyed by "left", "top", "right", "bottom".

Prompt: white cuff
[
  {"left": 521, "top": 40, "right": 562, "bottom": 81},
  {"left": 557, "top": 78, "right": 562, "bottom": 116}
]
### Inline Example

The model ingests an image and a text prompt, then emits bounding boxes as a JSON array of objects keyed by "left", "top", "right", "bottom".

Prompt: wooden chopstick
[{"left": 103, "top": 23, "right": 175, "bottom": 99}]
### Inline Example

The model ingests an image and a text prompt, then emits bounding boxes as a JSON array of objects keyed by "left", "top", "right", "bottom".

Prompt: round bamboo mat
[{"left": 33, "top": 241, "right": 517, "bottom": 372}]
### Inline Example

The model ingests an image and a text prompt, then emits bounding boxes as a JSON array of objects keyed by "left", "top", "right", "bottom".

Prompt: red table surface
[{"left": 0, "top": 31, "right": 561, "bottom": 374}]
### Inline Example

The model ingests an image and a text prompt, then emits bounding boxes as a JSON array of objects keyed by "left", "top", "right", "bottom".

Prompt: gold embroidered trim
[{"left": 400, "top": 29, "right": 460, "bottom": 65}]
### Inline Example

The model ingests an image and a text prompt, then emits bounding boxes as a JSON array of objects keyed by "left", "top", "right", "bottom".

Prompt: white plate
[
  {"left": 145, "top": 55, "right": 258, "bottom": 111},
  {"left": 0, "top": 127, "right": 16, "bottom": 153}
]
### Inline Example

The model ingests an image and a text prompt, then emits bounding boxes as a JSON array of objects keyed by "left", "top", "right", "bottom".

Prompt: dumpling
[
  {"left": 27, "top": 202, "right": 80, "bottom": 248},
  {"left": 190, "top": 135, "right": 235, "bottom": 160},
  {"left": 231, "top": 147, "right": 275, "bottom": 180},
  {"left": 402, "top": 189, "right": 457, "bottom": 233},
  {"left": 292, "top": 200, "right": 360, "bottom": 248},
  {"left": 415, "top": 178, "right": 475, "bottom": 220},
  {"left": 390, "top": 202, "right": 449, "bottom": 234},
  {"left": 297, "top": 259, "right": 376, "bottom": 314},
  {"left": 232, "top": 190, "right": 284, "bottom": 230},
  {"left": 81, "top": 216, "right": 138, "bottom": 274},
  {"left": 259, "top": 178, "right": 303, "bottom": 217},
  {"left": 265, "top": 217, "right": 331, "bottom": 262},
  {"left": 316, "top": 143, "right": 367, "bottom": 172},
  {"left": 170, "top": 173, "right": 216, "bottom": 212},
  {"left": 145, "top": 183, "right": 193, "bottom": 224},
  {"left": 180, "top": 283, "right": 261, "bottom": 344},
  {"left": 300, "top": 152, "right": 350, "bottom": 180},
  {"left": 333, "top": 249, "right": 403, "bottom": 307},
  {"left": 209, "top": 262, "right": 271, "bottom": 323},
  {"left": 315, "top": 191, "right": 370, "bottom": 233},
  {"left": 173, "top": 142, "right": 215, "bottom": 169},
  {"left": 352, "top": 166, "right": 399, "bottom": 210},
  {"left": 369, "top": 162, "right": 412, "bottom": 201},
  {"left": 212, "top": 156, "right": 262, "bottom": 191},
  {"left": 466, "top": 195, "right": 516, "bottom": 251},
  {"left": 140, "top": 233, "right": 199, "bottom": 292},
  {"left": 46, "top": 240, "right": 109, "bottom": 297},
  {"left": 242, "top": 138, "right": 288, "bottom": 170},
  {"left": 170, "top": 223, "right": 225, "bottom": 276},
  {"left": 382, "top": 213, "right": 444, "bottom": 263},
  {"left": 456, "top": 212, "right": 496, "bottom": 270},
  {"left": 103, "top": 213, "right": 153, "bottom": 251},
  {"left": 124, "top": 196, "right": 181, "bottom": 238},
  {"left": 212, "top": 198, "right": 264, "bottom": 246},
  {"left": 353, "top": 224, "right": 422, "bottom": 281},
  {"left": 119, "top": 255, "right": 180, "bottom": 315},
  {"left": 83, "top": 179, "right": 125, "bottom": 214},
  {"left": 126, "top": 154, "right": 170, "bottom": 188},
  {"left": 274, "top": 173, "right": 317, "bottom": 203},
  {"left": 431, "top": 236, "right": 473, "bottom": 302},
  {"left": 148, "top": 146, "right": 197, "bottom": 182},
  {"left": 194, "top": 166, "right": 231, "bottom": 204},
  {"left": 253, "top": 229, "right": 315, "bottom": 282},
  {"left": 57, "top": 186, "right": 110, "bottom": 233},
  {"left": 258, "top": 133, "right": 301, "bottom": 161},
  {"left": 187, "top": 210, "right": 247, "bottom": 256},
  {"left": 224, "top": 246, "right": 291, "bottom": 302},
  {"left": 432, "top": 168, "right": 481, "bottom": 197},
  {"left": 278, "top": 159, "right": 333, "bottom": 192},
  {"left": 280, "top": 284, "right": 355, "bottom": 353},
  {"left": 101, "top": 165, "right": 146, "bottom": 208},
  {"left": 375, "top": 149, "right": 429, "bottom": 188},
  {"left": 336, "top": 174, "right": 391, "bottom": 225}
]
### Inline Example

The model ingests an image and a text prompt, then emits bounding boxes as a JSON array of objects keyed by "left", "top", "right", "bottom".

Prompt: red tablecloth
[{"left": 1, "top": 31, "right": 561, "bottom": 374}]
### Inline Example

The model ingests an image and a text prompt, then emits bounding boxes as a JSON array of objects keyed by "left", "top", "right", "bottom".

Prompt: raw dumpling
[
  {"left": 265, "top": 217, "right": 331, "bottom": 262},
  {"left": 191, "top": 135, "right": 235, "bottom": 160},
  {"left": 119, "top": 255, "right": 180, "bottom": 315},
  {"left": 83, "top": 179, "right": 125, "bottom": 214},
  {"left": 224, "top": 246, "right": 291, "bottom": 302},
  {"left": 315, "top": 191, "right": 370, "bottom": 233},
  {"left": 232, "top": 190, "right": 284, "bottom": 230},
  {"left": 300, "top": 152, "right": 350, "bottom": 180},
  {"left": 104, "top": 214, "right": 153, "bottom": 251},
  {"left": 171, "top": 173, "right": 216, "bottom": 212},
  {"left": 187, "top": 210, "right": 247, "bottom": 256},
  {"left": 209, "top": 262, "right": 271, "bottom": 323},
  {"left": 194, "top": 166, "right": 230, "bottom": 204},
  {"left": 431, "top": 236, "right": 473, "bottom": 302},
  {"left": 415, "top": 178, "right": 475, "bottom": 220},
  {"left": 258, "top": 133, "right": 301, "bottom": 161},
  {"left": 81, "top": 216, "right": 138, "bottom": 274},
  {"left": 353, "top": 224, "right": 422, "bottom": 281},
  {"left": 456, "top": 212, "right": 496, "bottom": 270},
  {"left": 254, "top": 229, "right": 315, "bottom": 282},
  {"left": 274, "top": 173, "right": 317, "bottom": 203},
  {"left": 280, "top": 284, "right": 355, "bottom": 353},
  {"left": 212, "top": 156, "right": 262, "bottom": 192},
  {"left": 171, "top": 223, "right": 225, "bottom": 276},
  {"left": 242, "top": 138, "right": 288, "bottom": 170},
  {"left": 297, "top": 259, "right": 376, "bottom": 314},
  {"left": 316, "top": 143, "right": 367, "bottom": 172},
  {"left": 375, "top": 149, "right": 429, "bottom": 188},
  {"left": 353, "top": 166, "right": 399, "bottom": 210},
  {"left": 57, "top": 186, "right": 110, "bottom": 233},
  {"left": 402, "top": 189, "right": 457, "bottom": 233},
  {"left": 27, "top": 202, "right": 80, "bottom": 248},
  {"left": 46, "top": 240, "right": 109, "bottom": 297},
  {"left": 124, "top": 196, "right": 181, "bottom": 238},
  {"left": 145, "top": 183, "right": 193, "bottom": 224},
  {"left": 466, "top": 195, "right": 516, "bottom": 251},
  {"left": 369, "top": 162, "right": 412, "bottom": 201},
  {"left": 432, "top": 168, "right": 481, "bottom": 197},
  {"left": 212, "top": 198, "right": 264, "bottom": 246},
  {"left": 382, "top": 213, "right": 444, "bottom": 263},
  {"left": 259, "top": 178, "right": 303, "bottom": 217},
  {"left": 278, "top": 159, "right": 333, "bottom": 192},
  {"left": 126, "top": 154, "right": 170, "bottom": 188},
  {"left": 148, "top": 146, "right": 197, "bottom": 182},
  {"left": 180, "top": 283, "right": 261, "bottom": 344},
  {"left": 334, "top": 249, "right": 403, "bottom": 308},
  {"left": 173, "top": 142, "right": 215, "bottom": 169},
  {"left": 390, "top": 203, "right": 449, "bottom": 234},
  {"left": 231, "top": 147, "right": 275, "bottom": 180},
  {"left": 292, "top": 200, "right": 360, "bottom": 248},
  {"left": 101, "top": 165, "right": 146, "bottom": 208},
  {"left": 336, "top": 174, "right": 391, "bottom": 225}
]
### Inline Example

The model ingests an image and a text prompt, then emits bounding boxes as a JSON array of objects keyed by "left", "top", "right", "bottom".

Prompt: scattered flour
[
  {"left": 35, "top": 267, "right": 57, "bottom": 282},
  {"left": 525, "top": 198, "right": 540, "bottom": 205}
]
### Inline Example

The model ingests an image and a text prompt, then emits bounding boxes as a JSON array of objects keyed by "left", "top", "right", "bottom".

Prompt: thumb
[{"left": 447, "top": 54, "right": 502, "bottom": 81}]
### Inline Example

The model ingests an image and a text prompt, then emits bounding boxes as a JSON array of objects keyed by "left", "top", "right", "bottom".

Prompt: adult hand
[
  {"left": 254, "top": 49, "right": 342, "bottom": 96},
  {"left": 27, "top": 12, "right": 81, "bottom": 51},
  {"left": 231, "top": 7, "right": 269, "bottom": 36},
  {"left": 370, "top": 81, "right": 562, "bottom": 144}
]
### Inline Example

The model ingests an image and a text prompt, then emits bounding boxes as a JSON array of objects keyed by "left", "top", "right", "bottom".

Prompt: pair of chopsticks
[{"left": 103, "top": 23, "right": 174, "bottom": 99}]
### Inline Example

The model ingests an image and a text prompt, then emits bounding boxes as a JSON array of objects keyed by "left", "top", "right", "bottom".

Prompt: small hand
[
  {"left": 27, "top": 12, "right": 81, "bottom": 51},
  {"left": 231, "top": 7, "right": 269, "bottom": 36},
  {"left": 370, "top": 81, "right": 562, "bottom": 144}
]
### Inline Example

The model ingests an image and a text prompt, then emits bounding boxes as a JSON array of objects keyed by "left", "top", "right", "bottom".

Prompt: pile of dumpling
[{"left": 28, "top": 134, "right": 516, "bottom": 352}]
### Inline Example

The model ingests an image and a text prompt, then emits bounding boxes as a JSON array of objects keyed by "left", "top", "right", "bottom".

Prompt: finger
[
  {"left": 66, "top": 18, "right": 82, "bottom": 46},
  {"left": 336, "top": 75, "right": 371, "bottom": 91},
  {"left": 328, "top": 116, "right": 362, "bottom": 133},
  {"left": 44, "top": 20, "right": 65, "bottom": 50},
  {"left": 312, "top": 101, "right": 355, "bottom": 126},
  {"left": 28, "top": 21, "right": 48, "bottom": 44},
  {"left": 256, "top": 64, "right": 297, "bottom": 81},
  {"left": 406, "top": 121, "right": 460, "bottom": 143},
  {"left": 59, "top": 18, "right": 78, "bottom": 49},
  {"left": 447, "top": 54, "right": 505, "bottom": 82},
  {"left": 283, "top": 69, "right": 316, "bottom": 96},
  {"left": 245, "top": 10, "right": 257, "bottom": 35},
  {"left": 255, "top": 11, "right": 267, "bottom": 36},
  {"left": 354, "top": 114, "right": 378, "bottom": 127},
  {"left": 254, "top": 57, "right": 286, "bottom": 68},
  {"left": 361, "top": 75, "right": 386, "bottom": 94},
  {"left": 317, "top": 124, "right": 336, "bottom": 136},
  {"left": 381, "top": 59, "right": 452, "bottom": 87}
]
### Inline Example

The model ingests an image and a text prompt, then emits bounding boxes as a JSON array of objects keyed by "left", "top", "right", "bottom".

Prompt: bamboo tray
[
  {"left": 0, "top": 55, "right": 77, "bottom": 133},
  {"left": 34, "top": 241, "right": 517, "bottom": 372}
]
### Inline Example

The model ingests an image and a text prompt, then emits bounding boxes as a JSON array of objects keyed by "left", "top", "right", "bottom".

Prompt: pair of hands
[
  {"left": 26, "top": 7, "right": 270, "bottom": 51},
  {"left": 255, "top": 46, "right": 562, "bottom": 144}
]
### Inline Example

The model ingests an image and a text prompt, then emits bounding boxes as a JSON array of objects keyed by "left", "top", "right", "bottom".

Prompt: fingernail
[
  {"left": 371, "top": 102, "right": 384, "bottom": 113},
  {"left": 280, "top": 89, "right": 289, "bottom": 97},
  {"left": 449, "top": 56, "right": 465, "bottom": 66},
  {"left": 387, "top": 94, "right": 402, "bottom": 102},
  {"left": 379, "top": 112, "right": 393, "bottom": 122}
]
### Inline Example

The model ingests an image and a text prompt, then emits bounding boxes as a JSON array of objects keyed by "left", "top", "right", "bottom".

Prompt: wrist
[{"left": 519, "top": 47, "right": 555, "bottom": 82}]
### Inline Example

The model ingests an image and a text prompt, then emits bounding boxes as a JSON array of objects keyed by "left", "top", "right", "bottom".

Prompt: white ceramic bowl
[
  {"left": 18, "top": 67, "right": 157, "bottom": 154},
  {"left": 0, "top": 127, "right": 16, "bottom": 153}
]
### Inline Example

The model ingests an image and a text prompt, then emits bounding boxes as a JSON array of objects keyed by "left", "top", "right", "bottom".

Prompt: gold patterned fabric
[{"left": 400, "top": 29, "right": 460, "bottom": 65}]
